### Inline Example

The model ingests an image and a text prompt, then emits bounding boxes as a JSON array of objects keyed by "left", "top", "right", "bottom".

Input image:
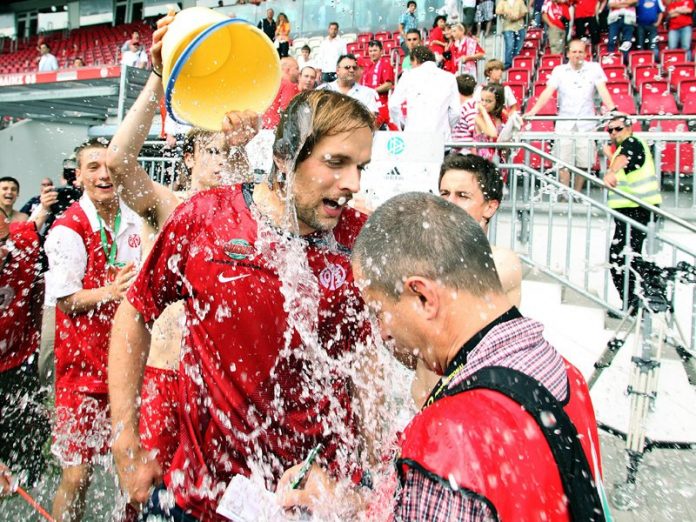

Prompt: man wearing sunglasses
[
  {"left": 603, "top": 113, "right": 662, "bottom": 310},
  {"left": 320, "top": 54, "right": 379, "bottom": 116}
]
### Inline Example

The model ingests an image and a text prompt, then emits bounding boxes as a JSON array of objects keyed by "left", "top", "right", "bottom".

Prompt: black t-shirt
[{"left": 618, "top": 136, "right": 646, "bottom": 174}]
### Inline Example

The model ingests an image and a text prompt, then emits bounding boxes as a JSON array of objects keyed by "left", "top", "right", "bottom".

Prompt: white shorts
[{"left": 554, "top": 136, "right": 596, "bottom": 170}]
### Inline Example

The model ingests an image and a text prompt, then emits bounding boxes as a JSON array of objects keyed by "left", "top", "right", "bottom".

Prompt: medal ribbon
[{"left": 97, "top": 209, "right": 124, "bottom": 268}]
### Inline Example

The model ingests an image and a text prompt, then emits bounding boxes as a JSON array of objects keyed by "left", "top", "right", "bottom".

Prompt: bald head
[{"left": 280, "top": 57, "right": 300, "bottom": 83}]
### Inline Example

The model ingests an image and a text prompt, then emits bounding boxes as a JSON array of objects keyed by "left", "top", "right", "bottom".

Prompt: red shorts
[
  {"left": 53, "top": 388, "right": 110, "bottom": 466},
  {"left": 139, "top": 366, "right": 179, "bottom": 471}
]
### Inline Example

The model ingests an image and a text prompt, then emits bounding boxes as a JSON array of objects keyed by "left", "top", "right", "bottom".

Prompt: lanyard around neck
[{"left": 97, "top": 209, "right": 124, "bottom": 268}]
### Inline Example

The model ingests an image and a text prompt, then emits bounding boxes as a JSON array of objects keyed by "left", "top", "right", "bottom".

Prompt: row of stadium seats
[{"left": 0, "top": 21, "right": 152, "bottom": 74}]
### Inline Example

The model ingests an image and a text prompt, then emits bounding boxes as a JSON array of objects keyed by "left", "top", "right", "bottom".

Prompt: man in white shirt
[
  {"left": 525, "top": 39, "right": 616, "bottom": 191},
  {"left": 316, "top": 22, "right": 347, "bottom": 84},
  {"left": 121, "top": 41, "right": 148, "bottom": 69},
  {"left": 320, "top": 54, "right": 379, "bottom": 115},
  {"left": 388, "top": 46, "right": 461, "bottom": 140},
  {"left": 38, "top": 43, "right": 58, "bottom": 72}
]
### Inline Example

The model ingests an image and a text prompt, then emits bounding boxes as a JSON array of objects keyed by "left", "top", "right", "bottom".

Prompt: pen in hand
[{"left": 290, "top": 443, "right": 324, "bottom": 490}]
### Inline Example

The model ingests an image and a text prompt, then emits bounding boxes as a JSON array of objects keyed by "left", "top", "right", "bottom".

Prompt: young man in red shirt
[
  {"left": 109, "top": 90, "right": 376, "bottom": 520},
  {"left": 360, "top": 40, "right": 394, "bottom": 128},
  {"left": 573, "top": 0, "right": 602, "bottom": 46},
  {"left": 45, "top": 138, "right": 142, "bottom": 522},
  {"left": 666, "top": 0, "right": 694, "bottom": 60},
  {"left": 0, "top": 209, "right": 49, "bottom": 491}
]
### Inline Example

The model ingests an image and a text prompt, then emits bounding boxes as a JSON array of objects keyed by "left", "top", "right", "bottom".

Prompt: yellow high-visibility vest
[{"left": 608, "top": 136, "right": 662, "bottom": 209}]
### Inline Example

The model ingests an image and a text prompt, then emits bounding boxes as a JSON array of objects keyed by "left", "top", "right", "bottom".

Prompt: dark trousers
[
  {"left": 277, "top": 41, "right": 289, "bottom": 58},
  {"left": 610, "top": 206, "right": 653, "bottom": 306},
  {"left": 574, "top": 16, "right": 600, "bottom": 45},
  {"left": 0, "top": 355, "right": 50, "bottom": 487},
  {"left": 140, "top": 485, "right": 199, "bottom": 521}
]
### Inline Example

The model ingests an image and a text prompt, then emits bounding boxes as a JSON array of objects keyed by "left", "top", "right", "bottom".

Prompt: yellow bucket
[{"left": 162, "top": 7, "right": 281, "bottom": 131}]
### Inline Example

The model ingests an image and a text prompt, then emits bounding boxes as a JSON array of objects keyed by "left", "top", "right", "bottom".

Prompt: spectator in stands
[
  {"left": 297, "top": 44, "right": 313, "bottom": 70},
  {"left": 666, "top": 0, "right": 694, "bottom": 60},
  {"left": 0, "top": 177, "right": 28, "bottom": 223},
  {"left": 0, "top": 208, "right": 50, "bottom": 492},
  {"left": 496, "top": 0, "right": 528, "bottom": 69},
  {"left": 399, "top": 1, "right": 420, "bottom": 53},
  {"left": 607, "top": 0, "right": 637, "bottom": 59},
  {"left": 475, "top": 0, "right": 496, "bottom": 37},
  {"left": 401, "top": 29, "right": 422, "bottom": 71},
  {"left": 38, "top": 43, "right": 58, "bottom": 72},
  {"left": 450, "top": 23, "right": 485, "bottom": 76},
  {"left": 362, "top": 40, "right": 395, "bottom": 128},
  {"left": 636, "top": 0, "right": 665, "bottom": 59},
  {"left": 121, "top": 40, "right": 148, "bottom": 68},
  {"left": 475, "top": 59, "right": 519, "bottom": 111},
  {"left": 46, "top": 138, "right": 141, "bottom": 522},
  {"left": 542, "top": 0, "right": 571, "bottom": 54},
  {"left": 316, "top": 22, "right": 347, "bottom": 84},
  {"left": 573, "top": 0, "right": 602, "bottom": 46},
  {"left": 399, "top": 0, "right": 420, "bottom": 54},
  {"left": 602, "top": 113, "right": 662, "bottom": 310},
  {"left": 121, "top": 30, "right": 141, "bottom": 53},
  {"left": 299, "top": 65, "right": 318, "bottom": 91},
  {"left": 72, "top": 57, "right": 85, "bottom": 68},
  {"left": 20, "top": 178, "right": 53, "bottom": 216},
  {"left": 429, "top": 15, "right": 448, "bottom": 65},
  {"left": 442, "top": 24, "right": 457, "bottom": 73},
  {"left": 275, "top": 12, "right": 291, "bottom": 58},
  {"left": 525, "top": 39, "right": 616, "bottom": 192},
  {"left": 258, "top": 8, "right": 276, "bottom": 42},
  {"left": 389, "top": 46, "right": 461, "bottom": 139},
  {"left": 461, "top": 0, "right": 478, "bottom": 29},
  {"left": 532, "top": 0, "right": 546, "bottom": 25},
  {"left": 473, "top": 84, "right": 505, "bottom": 159},
  {"left": 322, "top": 54, "right": 379, "bottom": 116},
  {"left": 262, "top": 57, "right": 300, "bottom": 129},
  {"left": 451, "top": 74, "right": 479, "bottom": 151}
]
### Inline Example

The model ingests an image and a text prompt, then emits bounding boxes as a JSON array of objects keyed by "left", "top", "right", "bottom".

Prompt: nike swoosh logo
[{"left": 217, "top": 273, "right": 251, "bottom": 284}]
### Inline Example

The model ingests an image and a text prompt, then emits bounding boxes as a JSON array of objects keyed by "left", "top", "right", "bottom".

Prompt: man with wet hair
[
  {"left": 109, "top": 89, "right": 376, "bottom": 520},
  {"left": 279, "top": 192, "right": 607, "bottom": 521},
  {"left": 46, "top": 137, "right": 142, "bottom": 522}
]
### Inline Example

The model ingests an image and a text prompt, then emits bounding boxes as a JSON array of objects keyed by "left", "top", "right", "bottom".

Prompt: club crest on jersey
[
  {"left": 319, "top": 263, "right": 347, "bottom": 291},
  {"left": 224, "top": 239, "right": 254, "bottom": 260},
  {"left": 128, "top": 234, "right": 141, "bottom": 248}
]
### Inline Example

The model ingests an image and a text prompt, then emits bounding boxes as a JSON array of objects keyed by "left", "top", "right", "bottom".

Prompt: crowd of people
[{"left": 1, "top": 2, "right": 678, "bottom": 522}]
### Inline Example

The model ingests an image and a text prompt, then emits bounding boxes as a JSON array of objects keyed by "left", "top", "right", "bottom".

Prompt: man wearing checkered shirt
[{"left": 278, "top": 192, "right": 609, "bottom": 521}]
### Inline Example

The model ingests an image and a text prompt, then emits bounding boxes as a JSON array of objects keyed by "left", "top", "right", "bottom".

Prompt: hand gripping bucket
[{"left": 162, "top": 7, "right": 281, "bottom": 131}]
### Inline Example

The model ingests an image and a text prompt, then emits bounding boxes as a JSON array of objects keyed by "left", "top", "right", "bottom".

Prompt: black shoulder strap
[{"left": 444, "top": 366, "right": 606, "bottom": 522}]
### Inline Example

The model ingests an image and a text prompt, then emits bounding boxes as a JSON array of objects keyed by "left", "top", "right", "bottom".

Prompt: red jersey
[
  {"left": 667, "top": 0, "right": 694, "bottom": 30},
  {"left": 543, "top": 0, "right": 571, "bottom": 29},
  {"left": 127, "top": 184, "right": 369, "bottom": 520},
  {"left": 47, "top": 198, "right": 142, "bottom": 393},
  {"left": 573, "top": 0, "right": 599, "bottom": 18},
  {"left": 361, "top": 57, "right": 394, "bottom": 106},
  {"left": 0, "top": 222, "right": 42, "bottom": 373},
  {"left": 262, "top": 78, "right": 300, "bottom": 129}
]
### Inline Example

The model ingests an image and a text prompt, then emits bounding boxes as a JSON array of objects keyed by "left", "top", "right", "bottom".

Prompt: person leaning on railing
[{"left": 602, "top": 112, "right": 662, "bottom": 312}]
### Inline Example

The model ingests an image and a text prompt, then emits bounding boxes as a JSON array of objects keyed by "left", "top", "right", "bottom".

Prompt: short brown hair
[
  {"left": 272, "top": 90, "right": 375, "bottom": 180},
  {"left": 75, "top": 137, "right": 109, "bottom": 168},
  {"left": 484, "top": 59, "right": 504, "bottom": 78}
]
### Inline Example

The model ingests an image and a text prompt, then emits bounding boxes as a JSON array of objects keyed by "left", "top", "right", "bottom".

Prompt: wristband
[{"left": 152, "top": 66, "right": 162, "bottom": 78}]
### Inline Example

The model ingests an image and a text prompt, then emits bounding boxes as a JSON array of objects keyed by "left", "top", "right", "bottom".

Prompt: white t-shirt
[
  {"left": 38, "top": 53, "right": 58, "bottom": 72},
  {"left": 122, "top": 47, "right": 148, "bottom": 68},
  {"left": 316, "top": 37, "right": 347, "bottom": 73},
  {"left": 548, "top": 60, "right": 608, "bottom": 131},
  {"left": 388, "top": 61, "right": 461, "bottom": 139},
  {"left": 321, "top": 81, "right": 379, "bottom": 113}
]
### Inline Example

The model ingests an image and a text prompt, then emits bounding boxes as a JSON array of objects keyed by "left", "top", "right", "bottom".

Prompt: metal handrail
[
  {"left": 446, "top": 140, "right": 696, "bottom": 236},
  {"left": 524, "top": 115, "right": 696, "bottom": 122}
]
